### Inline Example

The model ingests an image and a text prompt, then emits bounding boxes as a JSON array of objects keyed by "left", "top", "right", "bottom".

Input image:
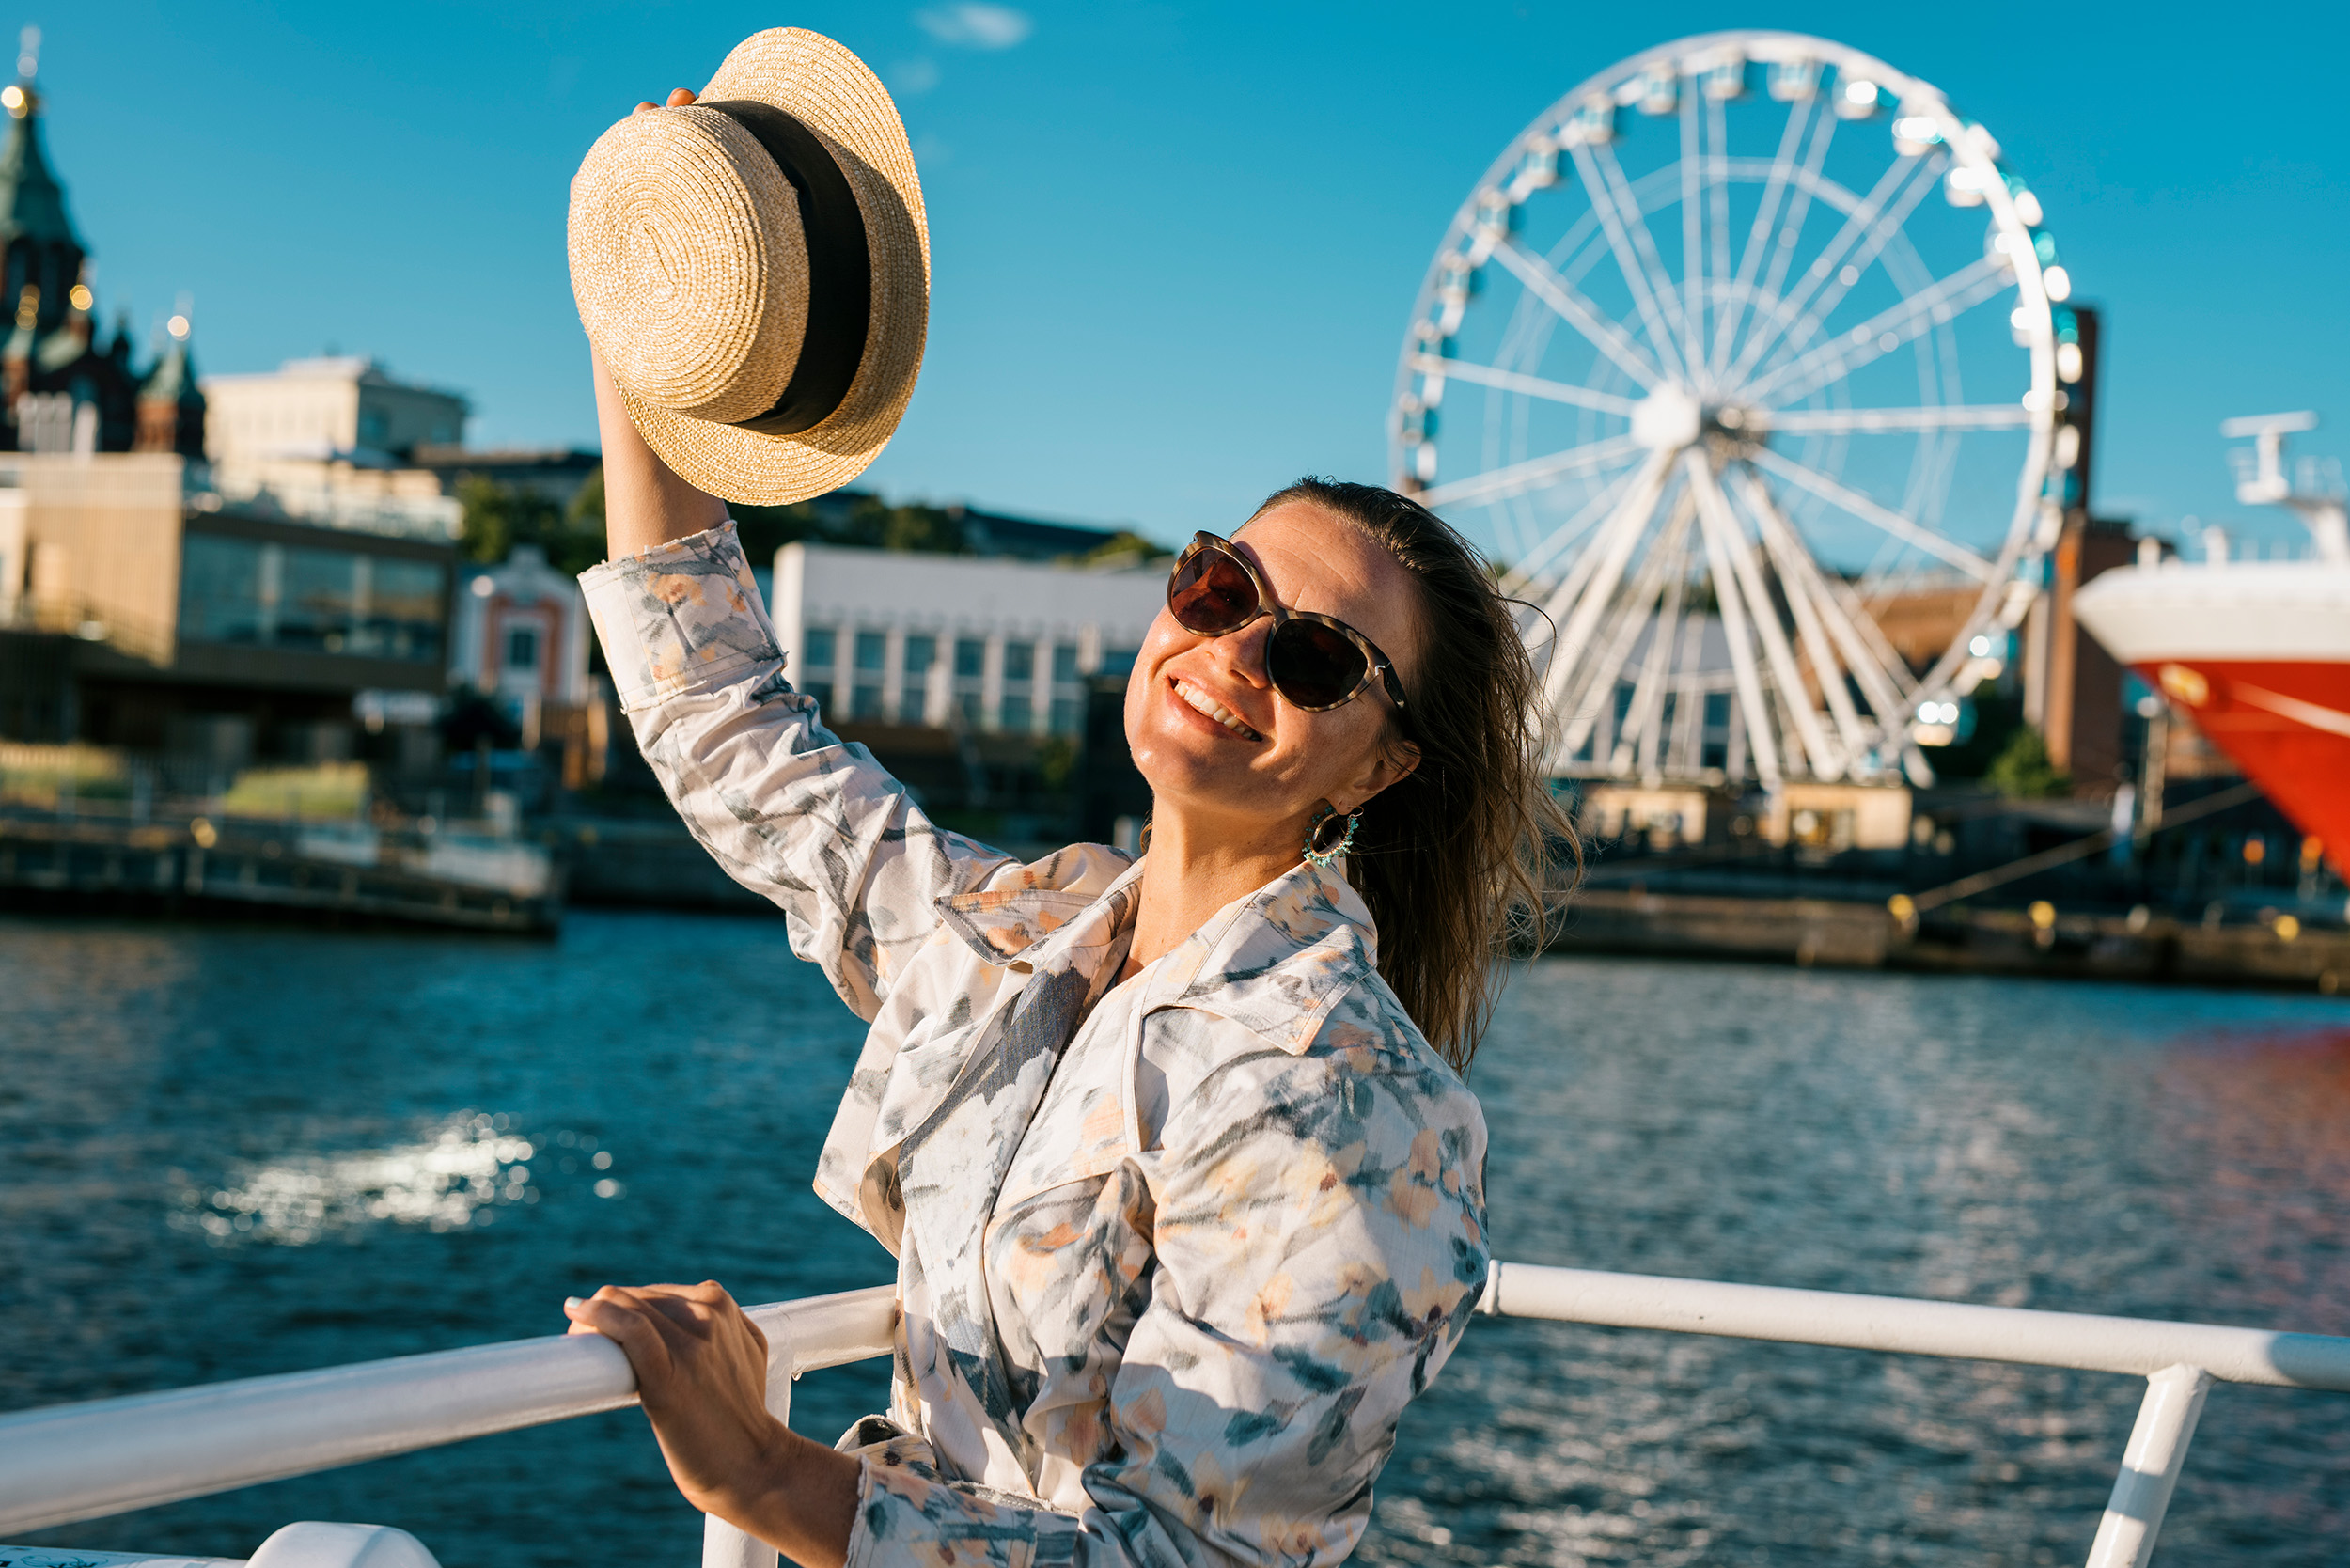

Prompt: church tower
[{"left": 0, "top": 28, "right": 84, "bottom": 346}]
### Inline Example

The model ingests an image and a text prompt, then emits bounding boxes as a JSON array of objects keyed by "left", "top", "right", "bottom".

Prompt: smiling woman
[{"left": 564, "top": 50, "right": 1574, "bottom": 1568}]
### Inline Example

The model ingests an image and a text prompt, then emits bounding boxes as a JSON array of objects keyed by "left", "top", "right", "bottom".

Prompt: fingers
[{"left": 632, "top": 88, "right": 698, "bottom": 115}]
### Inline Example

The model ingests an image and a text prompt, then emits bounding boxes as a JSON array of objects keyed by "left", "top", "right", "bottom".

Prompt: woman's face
[{"left": 1124, "top": 501, "right": 1423, "bottom": 840}]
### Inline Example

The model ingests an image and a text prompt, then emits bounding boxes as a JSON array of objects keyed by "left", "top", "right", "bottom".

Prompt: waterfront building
[
  {"left": 449, "top": 544, "right": 598, "bottom": 785},
  {"left": 197, "top": 356, "right": 464, "bottom": 539},
  {"left": 0, "top": 452, "right": 455, "bottom": 780},
  {"left": 771, "top": 541, "right": 1163, "bottom": 738}
]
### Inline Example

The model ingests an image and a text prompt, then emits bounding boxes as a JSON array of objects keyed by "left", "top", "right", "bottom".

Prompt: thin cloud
[
  {"left": 889, "top": 57, "right": 943, "bottom": 96},
  {"left": 914, "top": 3, "right": 1033, "bottom": 50}
]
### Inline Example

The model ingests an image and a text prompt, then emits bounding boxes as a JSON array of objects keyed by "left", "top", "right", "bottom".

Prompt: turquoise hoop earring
[{"left": 1302, "top": 803, "right": 1360, "bottom": 869}]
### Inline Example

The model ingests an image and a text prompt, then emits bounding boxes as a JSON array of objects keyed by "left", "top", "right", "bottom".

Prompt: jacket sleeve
[
  {"left": 841, "top": 996, "right": 1492, "bottom": 1568},
  {"left": 580, "top": 522, "right": 1014, "bottom": 1020}
]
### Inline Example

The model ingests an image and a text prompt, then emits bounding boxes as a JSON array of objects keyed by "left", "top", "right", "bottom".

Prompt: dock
[{"left": 0, "top": 808, "right": 559, "bottom": 933}]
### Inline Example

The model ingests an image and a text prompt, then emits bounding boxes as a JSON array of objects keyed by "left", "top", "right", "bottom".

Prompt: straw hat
[{"left": 567, "top": 29, "right": 928, "bottom": 505}]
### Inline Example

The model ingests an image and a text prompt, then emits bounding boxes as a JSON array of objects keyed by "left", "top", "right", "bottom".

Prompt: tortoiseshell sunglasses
[{"left": 1165, "top": 532, "right": 1409, "bottom": 721}]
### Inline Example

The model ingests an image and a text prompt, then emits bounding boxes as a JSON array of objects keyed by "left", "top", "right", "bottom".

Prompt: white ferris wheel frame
[{"left": 1389, "top": 30, "right": 2073, "bottom": 790}]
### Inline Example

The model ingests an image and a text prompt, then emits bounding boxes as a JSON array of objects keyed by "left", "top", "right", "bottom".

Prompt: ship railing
[{"left": 6, "top": 1264, "right": 2349, "bottom": 1568}]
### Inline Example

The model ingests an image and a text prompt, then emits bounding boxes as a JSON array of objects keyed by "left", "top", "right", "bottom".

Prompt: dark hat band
[{"left": 702, "top": 99, "right": 872, "bottom": 436}]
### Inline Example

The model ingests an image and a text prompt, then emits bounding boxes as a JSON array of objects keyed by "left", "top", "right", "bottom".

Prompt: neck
[{"left": 1120, "top": 798, "right": 1321, "bottom": 982}]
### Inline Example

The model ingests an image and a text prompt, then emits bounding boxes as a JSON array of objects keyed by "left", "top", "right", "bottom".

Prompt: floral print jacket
[{"left": 580, "top": 523, "right": 1489, "bottom": 1568}]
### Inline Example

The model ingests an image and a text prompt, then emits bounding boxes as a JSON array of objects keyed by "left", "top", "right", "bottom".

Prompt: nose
[{"left": 1206, "top": 616, "right": 1275, "bottom": 691}]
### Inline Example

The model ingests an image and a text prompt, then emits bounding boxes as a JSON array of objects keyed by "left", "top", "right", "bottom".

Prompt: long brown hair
[{"left": 1251, "top": 478, "right": 1578, "bottom": 1074}]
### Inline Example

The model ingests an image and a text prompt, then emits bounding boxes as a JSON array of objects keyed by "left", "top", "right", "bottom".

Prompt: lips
[{"left": 1170, "top": 676, "right": 1264, "bottom": 742}]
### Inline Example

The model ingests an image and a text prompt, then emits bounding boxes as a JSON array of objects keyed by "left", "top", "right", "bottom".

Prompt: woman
[{"left": 565, "top": 251, "right": 1572, "bottom": 1568}]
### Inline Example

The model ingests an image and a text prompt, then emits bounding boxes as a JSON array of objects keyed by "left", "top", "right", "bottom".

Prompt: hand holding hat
[{"left": 569, "top": 30, "right": 929, "bottom": 506}]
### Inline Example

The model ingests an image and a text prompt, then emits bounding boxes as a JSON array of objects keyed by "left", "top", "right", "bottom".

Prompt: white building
[
  {"left": 769, "top": 542, "right": 1169, "bottom": 736},
  {"left": 452, "top": 545, "right": 591, "bottom": 744},
  {"left": 197, "top": 357, "right": 468, "bottom": 540}
]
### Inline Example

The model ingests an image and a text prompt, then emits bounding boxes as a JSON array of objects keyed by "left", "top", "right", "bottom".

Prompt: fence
[{"left": 5, "top": 1265, "right": 2347, "bottom": 1568}]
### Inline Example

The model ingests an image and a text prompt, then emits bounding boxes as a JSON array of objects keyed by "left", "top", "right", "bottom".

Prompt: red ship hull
[{"left": 2134, "top": 658, "right": 2350, "bottom": 873}]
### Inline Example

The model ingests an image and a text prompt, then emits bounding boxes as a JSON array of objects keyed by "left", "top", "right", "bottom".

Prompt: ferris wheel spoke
[
  {"left": 1705, "top": 96, "right": 1732, "bottom": 358},
  {"left": 1559, "top": 486, "right": 1696, "bottom": 757},
  {"left": 1565, "top": 140, "right": 1692, "bottom": 380},
  {"left": 1681, "top": 450, "right": 1782, "bottom": 788},
  {"left": 1731, "top": 467, "right": 1872, "bottom": 763},
  {"left": 1732, "top": 106, "right": 1841, "bottom": 382},
  {"left": 1688, "top": 454, "right": 1841, "bottom": 779},
  {"left": 1747, "top": 445, "right": 1999, "bottom": 583},
  {"left": 1679, "top": 86, "right": 1705, "bottom": 377},
  {"left": 1613, "top": 508, "right": 1697, "bottom": 776},
  {"left": 1419, "top": 432, "right": 1645, "bottom": 510},
  {"left": 1744, "top": 155, "right": 1950, "bottom": 385},
  {"left": 1728, "top": 150, "right": 1939, "bottom": 385},
  {"left": 1489, "top": 240, "right": 1662, "bottom": 390},
  {"left": 1759, "top": 402, "right": 2033, "bottom": 434},
  {"left": 1409, "top": 353, "right": 1640, "bottom": 416},
  {"left": 1496, "top": 461, "right": 1647, "bottom": 598},
  {"left": 1537, "top": 447, "right": 1676, "bottom": 731},
  {"left": 1740, "top": 463, "right": 1928, "bottom": 719},
  {"left": 1748, "top": 252, "right": 2010, "bottom": 405},
  {"left": 1712, "top": 89, "right": 1820, "bottom": 378}
]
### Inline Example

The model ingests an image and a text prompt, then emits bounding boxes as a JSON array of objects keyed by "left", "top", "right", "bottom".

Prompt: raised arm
[
  {"left": 591, "top": 339, "right": 729, "bottom": 557},
  {"left": 582, "top": 344, "right": 1020, "bottom": 1019}
]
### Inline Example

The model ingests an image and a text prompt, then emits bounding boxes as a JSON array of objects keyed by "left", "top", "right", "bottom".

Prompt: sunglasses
[{"left": 1165, "top": 532, "right": 1409, "bottom": 721}]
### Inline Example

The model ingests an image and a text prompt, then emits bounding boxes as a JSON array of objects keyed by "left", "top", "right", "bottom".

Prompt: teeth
[{"left": 1173, "top": 678, "right": 1262, "bottom": 740}]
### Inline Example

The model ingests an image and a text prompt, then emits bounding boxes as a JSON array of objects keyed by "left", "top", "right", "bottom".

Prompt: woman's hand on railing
[{"left": 564, "top": 1281, "right": 860, "bottom": 1568}]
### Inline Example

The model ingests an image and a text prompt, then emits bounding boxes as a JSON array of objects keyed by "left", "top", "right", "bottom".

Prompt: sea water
[{"left": 4, "top": 911, "right": 2346, "bottom": 1566}]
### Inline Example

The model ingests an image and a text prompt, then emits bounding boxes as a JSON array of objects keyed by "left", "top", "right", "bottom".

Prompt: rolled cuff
[
  {"left": 578, "top": 521, "right": 780, "bottom": 712},
  {"left": 845, "top": 1455, "right": 1089, "bottom": 1568}
]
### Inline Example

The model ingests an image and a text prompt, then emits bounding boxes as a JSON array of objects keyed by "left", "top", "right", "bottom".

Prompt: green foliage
[
  {"left": 1036, "top": 735, "right": 1078, "bottom": 793},
  {"left": 729, "top": 494, "right": 975, "bottom": 565},
  {"left": 1070, "top": 529, "right": 1167, "bottom": 567},
  {"left": 1986, "top": 723, "right": 2072, "bottom": 799},
  {"left": 1919, "top": 688, "right": 2021, "bottom": 780},
  {"left": 460, "top": 475, "right": 605, "bottom": 576}
]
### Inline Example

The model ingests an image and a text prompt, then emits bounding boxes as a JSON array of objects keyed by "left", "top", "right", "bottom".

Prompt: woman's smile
[{"left": 1167, "top": 675, "right": 1265, "bottom": 743}]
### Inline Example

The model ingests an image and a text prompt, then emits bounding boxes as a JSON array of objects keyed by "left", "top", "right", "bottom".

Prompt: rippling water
[{"left": 5, "top": 912, "right": 2347, "bottom": 1566}]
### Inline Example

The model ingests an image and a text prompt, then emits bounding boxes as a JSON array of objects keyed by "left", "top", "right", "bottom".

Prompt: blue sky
[{"left": 36, "top": 0, "right": 2350, "bottom": 548}]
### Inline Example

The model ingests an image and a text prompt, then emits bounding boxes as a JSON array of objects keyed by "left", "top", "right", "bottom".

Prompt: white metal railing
[
  {"left": 1480, "top": 1262, "right": 2350, "bottom": 1568},
  {"left": 6, "top": 1266, "right": 2348, "bottom": 1568}
]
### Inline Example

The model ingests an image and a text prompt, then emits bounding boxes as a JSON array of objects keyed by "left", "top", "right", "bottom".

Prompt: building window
[
  {"left": 1051, "top": 643, "right": 1079, "bottom": 683},
  {"left": 954, "top": 638, "right": 985, "bottom": 679},
  {"left": 1002, "top": 642, "right": 1034, "bottom": 682},
  {"left": 854, "top": 682, "right": 885, "bottom": 720},
  {"left": 854, "top": 631, "right": 886, "bottom": 672},
  {"left": 1100, "top": 647, "right": 1139, "bottom": 677},
  {"left": 804, "top": 626, "right": 837, "bottom": 670},
  {"left": 957, "top": 691, "right": 983, "bottom": 727},
  {"left": 274, "top": 547, "right": 359, "bottom": 653},
  {"left": 1000, "top": 693, "right": 1031, "bottom": 731},
  {"left": 803, "top": 682, "right": 834, "bottom": 713},
  {"left": 177, "top": 533, "right": 444, "bottom": 662},
  {"left": 506, "top": 625, "right": 540, "bottom": 672},
  {"left": 1050, "top": 698, "right": 1082, "bottom": 736},
  {"left": 177, "top": 534, "right": 269, "bottom": 644}
]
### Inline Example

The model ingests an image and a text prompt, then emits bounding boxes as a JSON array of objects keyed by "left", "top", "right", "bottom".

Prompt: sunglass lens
[
  {"left": 1269, "top": 619, "right": 1368, "bottom": 709},
  {"left": 1167, "top": 549, "right": 1258, "bottom": 635}
]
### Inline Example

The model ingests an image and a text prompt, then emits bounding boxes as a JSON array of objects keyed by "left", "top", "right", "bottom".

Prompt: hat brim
[{"left": 622, "top": 30, "right": 929, "bottom": 507}]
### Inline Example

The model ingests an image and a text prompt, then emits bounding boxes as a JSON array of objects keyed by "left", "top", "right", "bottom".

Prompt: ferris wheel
[{"left": 1391, "top": 31, "right": 2075, "bottom": 790}]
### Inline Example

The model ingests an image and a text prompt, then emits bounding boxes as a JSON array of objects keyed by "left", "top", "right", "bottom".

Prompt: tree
[
  {"left": 460, "top": 475, "right": 605, "bottom": 576},
  {"left": 1986, "top": 724, "right": 2071, "bottom": 799}
]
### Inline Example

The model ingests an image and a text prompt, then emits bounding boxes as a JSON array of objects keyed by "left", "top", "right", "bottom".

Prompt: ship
[{"left": 2073, "top": 412, "right": 2350, "bottom": 874}]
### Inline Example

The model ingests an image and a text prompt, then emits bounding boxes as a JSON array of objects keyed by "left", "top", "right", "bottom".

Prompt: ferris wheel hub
[{"left": 1632, "top": 383, "right": 1703, "bottom": 451}]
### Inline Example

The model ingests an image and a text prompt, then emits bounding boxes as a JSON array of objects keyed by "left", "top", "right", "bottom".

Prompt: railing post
[
  {"left": 2084, "top": 1362, "right": 2213, "bottom": 1568},
  {"left": 700, "top": 1322, "right": 796, "bottom": 1568}
]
